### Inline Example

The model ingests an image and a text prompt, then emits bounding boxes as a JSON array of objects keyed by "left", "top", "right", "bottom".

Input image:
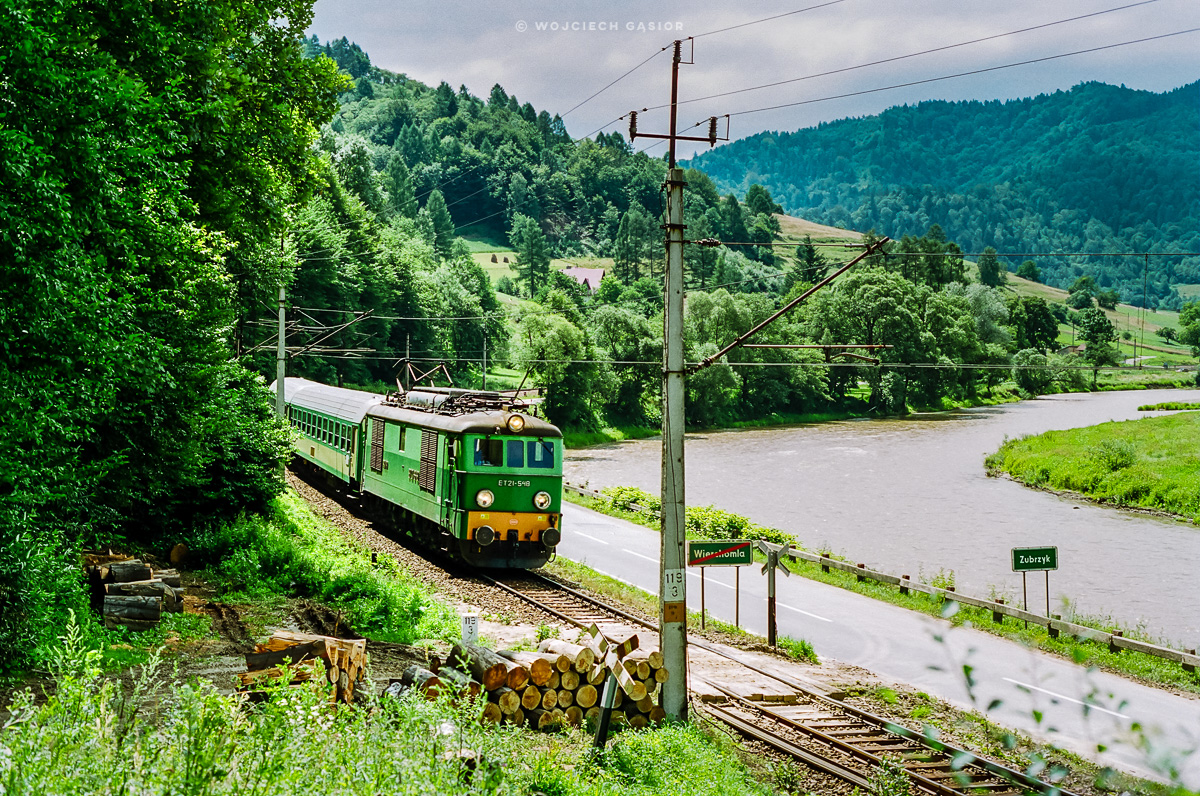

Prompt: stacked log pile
[
  {"left": 85, "top": 556, "right": 186, "bottom": 631},
  {"left": 240, "top": 631, "right": 367, "bottom": 704},
  {"left": 388, "top": 639, "right": 668, "bottom": 732}
]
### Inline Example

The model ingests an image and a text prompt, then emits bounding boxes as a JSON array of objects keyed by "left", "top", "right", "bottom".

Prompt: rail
[
  {"left": 490, "top": 568, "right": 1076, "bottom": 796},
  {"left": 563, "top": 481, "right": 1200, "bottom": 675}
]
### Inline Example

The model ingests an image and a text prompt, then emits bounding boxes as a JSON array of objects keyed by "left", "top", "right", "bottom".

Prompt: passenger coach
[{"left": 273, "top": 378, "right": 563, "bottom": 569}]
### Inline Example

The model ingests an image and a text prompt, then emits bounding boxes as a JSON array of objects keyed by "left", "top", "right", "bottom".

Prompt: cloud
[{"left": 310, "top": 0, "right": 1200, "bottom": 154}]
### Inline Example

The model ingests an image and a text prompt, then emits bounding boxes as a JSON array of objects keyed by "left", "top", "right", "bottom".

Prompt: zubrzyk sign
[{"left": 1011, "top": 546, "right": 1058, "bottom": 572}]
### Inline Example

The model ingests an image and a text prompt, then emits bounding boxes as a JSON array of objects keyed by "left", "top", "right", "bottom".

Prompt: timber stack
[
  {"left": 388, "top": 639, "right": 669, "bottom": 731},
  {"left": 240, "top": 630, "right": 367, "bottom": 705},
  {"left": 84, "top": 554, "right": 186, "bottom": 631}
]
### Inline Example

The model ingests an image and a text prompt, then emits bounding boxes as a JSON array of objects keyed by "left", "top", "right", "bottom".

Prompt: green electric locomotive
[{"left": 273, "top": 378, "right": 563, "bottom": 569}]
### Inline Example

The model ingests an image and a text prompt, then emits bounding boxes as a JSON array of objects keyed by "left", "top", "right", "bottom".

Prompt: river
[{"left": 564, "top": 388, "right": 1200, "bottom": 645}]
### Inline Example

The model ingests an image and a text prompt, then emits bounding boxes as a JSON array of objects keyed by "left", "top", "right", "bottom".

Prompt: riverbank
[
  {"left": 560, "top": 375, "right": 1193, "bottom": 450},
  {"left": 985, "top": 412, "right": 1200, "bottom": 523}
]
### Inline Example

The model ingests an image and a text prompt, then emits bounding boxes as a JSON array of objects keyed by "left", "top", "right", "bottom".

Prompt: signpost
[
  {"left": 1011, "top": 546, "right": 1058, "bottom": 618},
  {"left": 688, "top": 540, "right": 752, "bottom": 629},
  {"left": 756, "top": 540, "right": 791, "bottom": 646}
]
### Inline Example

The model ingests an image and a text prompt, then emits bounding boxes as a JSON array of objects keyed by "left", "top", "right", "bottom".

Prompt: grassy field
[{"left": 986, "top": 412, "right": 1200, "bottom": 522}]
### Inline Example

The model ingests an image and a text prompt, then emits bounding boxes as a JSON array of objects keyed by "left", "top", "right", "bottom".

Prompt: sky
[{"left": 309, "top": 0, "right": 1200, "bottom": 157}]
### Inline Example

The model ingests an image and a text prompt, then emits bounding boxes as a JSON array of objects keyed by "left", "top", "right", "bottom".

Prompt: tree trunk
[
  {"left": 537, "top": 640, "right": 595, "bottom": 671},
  {"left": 437, "top": 667, "right": 482, "bottom": 698},
  {"left": 450, "top": 643, "right": 509, "bottom": 691},
  {"left": 496, "top": 651, "right": 554, "bottom": 686}
]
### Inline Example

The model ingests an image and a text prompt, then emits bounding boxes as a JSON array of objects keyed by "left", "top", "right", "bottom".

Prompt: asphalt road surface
[{"left": 559, "top": 502, "right": 1200, "bottom": 786}]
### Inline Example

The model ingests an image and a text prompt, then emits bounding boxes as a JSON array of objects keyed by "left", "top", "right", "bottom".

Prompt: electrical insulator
[
  {"left": 628, "top": 111, "right": 638, "bottom": 141},
  {"left": 707, "top": 116, "right": 718, "bottom": 146}
]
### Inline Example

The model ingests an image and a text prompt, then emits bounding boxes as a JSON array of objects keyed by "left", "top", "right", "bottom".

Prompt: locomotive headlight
[
  {"left": 533, "top": 491, "right": 552, "bottom": 510},
  {"left": 475, "top": 489, "right": 495, "bottom": 508},
  {"left": 506, "top": 414, "right": 526, "bottom": 433}
]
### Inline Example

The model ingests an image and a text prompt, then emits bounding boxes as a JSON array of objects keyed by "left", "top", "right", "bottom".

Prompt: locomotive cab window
[
  {"left": 473, "top": 437, "right": 503, "bottom": 467},
  {"left": 397, "top": 425, "right": 406, "bottom": 452},
  {"left": 506, "top": 440, "right": 524, "bottom": 468},
  {"left": 527, "top": 439, "right": 555, "bottom": 469}
]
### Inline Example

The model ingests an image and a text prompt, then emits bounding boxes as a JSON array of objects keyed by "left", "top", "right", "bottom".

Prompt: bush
[
  {"left": 1088, "top": 439, "right": 1136, "bottom": 472},
  {"left": 1012, "top": 348, "right": 1052, "bottom": 395}
]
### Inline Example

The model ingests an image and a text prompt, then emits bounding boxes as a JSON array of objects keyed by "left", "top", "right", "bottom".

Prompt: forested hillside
[{"left": 687, "top": 81, "right": 1200, "bottom": 309}]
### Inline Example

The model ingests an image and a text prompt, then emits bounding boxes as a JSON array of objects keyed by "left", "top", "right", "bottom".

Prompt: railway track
[{"left": 485, "top": 570, "right": 1075, "bottom": 796}]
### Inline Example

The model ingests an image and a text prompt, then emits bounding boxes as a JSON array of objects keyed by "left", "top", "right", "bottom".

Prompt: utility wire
[
  {"left": 560, "top": 47, "right": 670, "bottom": 119},
  {"left": 691, "top": 0, "right": 846, "bottom": 39},
  {"left": 646, "top": 0, "right": 1163, "bottom": 112},
  {"left": 707, "top": 27, "right": 1200, "bottom": 122}
]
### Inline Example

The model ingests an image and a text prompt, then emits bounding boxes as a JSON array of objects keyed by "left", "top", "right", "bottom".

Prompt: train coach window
[
  {"left": 474, "top": 438, "right": 503, "bottom": 467},
  {"left": 506, "top": 440, "right": 524, "bottom": 468},
  {"left": 397, "top": 426, "right": 406, "bottom": 452},
  {"left": 527, "top": 440, "right": 555, "bottom": 469}
]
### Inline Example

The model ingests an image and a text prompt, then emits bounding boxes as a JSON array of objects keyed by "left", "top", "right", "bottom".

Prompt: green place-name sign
[
  {"left": 1011, "top": 546, "right": 1058, "bottom": 572},
  {"left": 688, "top": 540, "right": 753, "bottom": 567}
]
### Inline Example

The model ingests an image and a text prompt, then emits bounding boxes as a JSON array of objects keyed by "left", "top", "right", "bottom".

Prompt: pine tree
[
  {"left": 383, "top": 153, "right": 417, "bottom": 219},
  {"left": 425, "top": 189, "right": 455, "bottom": 258},
  {"left": 509, "top": 213, "right": 551, "bottom": 295}
]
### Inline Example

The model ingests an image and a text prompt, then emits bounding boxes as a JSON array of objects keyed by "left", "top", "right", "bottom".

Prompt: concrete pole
[
  {"left": 275, "top": 283, "right": 287, "bottom": 417},
  {"left": 767, "top": 549, "right": 777, "bottom": 647},
  {"left": 660, "top": 165, "right": 689, "bottom": 721}
]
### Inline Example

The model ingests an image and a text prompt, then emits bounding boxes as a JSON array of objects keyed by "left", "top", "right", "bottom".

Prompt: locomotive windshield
[
  {"left": 473, "top": 438, "right": 503, "bottom": 466},
  {"left": 469, "top": 436, "right": 557, "bottom": 469}
]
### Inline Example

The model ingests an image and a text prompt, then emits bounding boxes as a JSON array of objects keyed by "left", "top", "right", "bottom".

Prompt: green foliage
[
  {"left": 1016, "top": 260, "right": 1041, "bottom": 282},
  {"left": 977, "top": 246, "right": 1005, "bottom": 287},
  {"left": 777, "top": 635, "right": 819, "bottom": 664},
  {"left": 1088, "top": 440, "right": 1137, "bottom": 472},
  {"left": 1137, "top": 402, "right": 1200, "bottom": 411},
  {"left": 189, "top": 492, "right": 457, "bottom": 643},
  {"left": 870, "top": 755, "right": 913, "bottom": 796},
  {"left": 1012, "top": 349, "right": 1052, "bottom": 396},
  {"left": 0, "top": 0, "right": 341, "bottom": 671},
  {"left": 598, "top": 486, "right": 796, "bottom": 546},
  {"left": 690, "top": 81, "right": 1200, "bottom": 308}
]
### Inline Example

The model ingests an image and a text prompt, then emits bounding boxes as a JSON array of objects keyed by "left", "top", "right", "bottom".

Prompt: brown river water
[{"left": 564, "top": 388, "right": 1200, "bottom": 645}]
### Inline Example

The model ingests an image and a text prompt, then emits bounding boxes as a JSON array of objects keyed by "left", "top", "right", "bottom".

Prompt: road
[{"left": 558, "top": 502, "right": 1200, "bottom": 786}]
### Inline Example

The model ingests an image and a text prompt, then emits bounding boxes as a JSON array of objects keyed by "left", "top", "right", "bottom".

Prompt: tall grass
[
  {"left": 188, "top": 491, "right": 458, "bottom": 644},
  {"left": 0, "top": 618, "right": 773, "bottom": 796}
]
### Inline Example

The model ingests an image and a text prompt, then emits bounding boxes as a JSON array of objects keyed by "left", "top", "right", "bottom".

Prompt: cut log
[
  {"left": 575, "top": 684, "right": 598, "bottom": 709},
  {"left": 495, "top": 651, "right": 555, "bottom": 686},
  {"left": 239, "top": 658, "right": 323, "bottom": 687},
  {"left": 450, "top": 643, "right": 509, "bottom": 691},
  {"left": 246, "top": 639, "right": 326, "bottom": 672},
  {"left": 620, "top": 680, "right": 647, "bottom": 703},
  {"left": 107, "top": 560, "right": 152, "bottom": 583},
  {"left": 327, "top": 665, "right": 340, "bottom": 686},
  {"left": 437, "top": 667, "right": 482, "bottom": 698},
  {"left": 153, "top": 568, "right": 183, "bottom": 588},
  {"left": 627, "top": 649, "right": 664, "bottom": 670},
  {"left": 634, "top": 660, "right": 651, "bottom": 680},
  {"left": 564, "top": 705, "right": 583, "bottom": 726},
  {"left": 612, "top": 689, "right": 623, "bottom": 709},
  {"left": 494, "top": 686, "right": 521, "bottom": 715},
  {"left": 649, "top": 706, "right": 667, "bottom": 723},
  {"left": 399, "top": 665, "right": 441, "bottom": 697},
  {"left": 587, "top": 665, "right": 606, "bottom": 686},
  {"left": 537, "top": 640, "right": 594, "bottom": 671},
  {"left": 546, "top": 670, "right": 560, "bottom": 690},
  {"left": 503, "top": 662, "right": 529, "bottom": 691},
  {"left": 559, "top": 670, "right": 580, "bottom": 691},
  {"left": 557, "top": 688, "right": 574, "bottom": 709},
  {"left": 628, "top": 713, "right": 649, "bottom": 730},
  {"left": 539, "top": 687, "right": 558, "bottom": 710},
  {"left": 506, "top": 707, "right": 525, "bottom": 726},
  {"left": 654, "top": 667, "right": 669, "bottom": 684},
  {"left": 636, "top": 694, "right": 655, "bottom": 713},
  {"left": 521, "top": 685, "right": 541, "bottom": 711},
  {"left": 584, "top": 706, "right": 600, "bottom": 723},
  {"left": 481, "top": 702, "right": 502, "bottom": 724},
  {"left": 103, "top": 595, "right": 161, "bottom": 621},
  {"left": 526, "top": 708, "right": 560, "bottom": 731}
]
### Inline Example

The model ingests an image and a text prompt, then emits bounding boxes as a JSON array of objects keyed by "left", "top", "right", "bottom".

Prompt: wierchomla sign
[
  {"left": 687, "top": 540, "right": 753, "bottom": 567},
  {"left": 1011, "top": 546, "right": 1058, "bottom": 572}
]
